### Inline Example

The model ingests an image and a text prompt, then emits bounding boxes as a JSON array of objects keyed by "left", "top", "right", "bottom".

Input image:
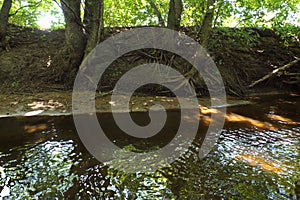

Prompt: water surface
[{"left": 0, "top": 95, "right": 299, "bottom": 199}]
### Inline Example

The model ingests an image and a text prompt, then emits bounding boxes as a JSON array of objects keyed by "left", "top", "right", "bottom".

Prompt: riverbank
[
  {"left": 0, "top": 26, "right": 299, "bottom": 98},
  {"left": 0, "top": 91, "right": 258, "bottom": 117}
]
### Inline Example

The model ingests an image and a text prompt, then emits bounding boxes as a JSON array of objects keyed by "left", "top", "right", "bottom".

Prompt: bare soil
[{"left": 0, "top": 25, "right": 299, "bottom": 116}]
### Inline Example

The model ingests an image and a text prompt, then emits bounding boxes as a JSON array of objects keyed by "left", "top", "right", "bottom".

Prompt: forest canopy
[{"left": 1, "top": 0, "right": 299, "bottom": 29}]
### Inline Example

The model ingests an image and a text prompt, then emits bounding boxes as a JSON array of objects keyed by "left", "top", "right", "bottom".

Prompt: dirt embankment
[{"left": 0, "top": 25, "right": 299, "bottom": 96}]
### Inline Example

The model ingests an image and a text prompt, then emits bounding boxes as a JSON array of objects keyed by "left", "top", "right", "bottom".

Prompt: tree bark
[
  {"left": 61, "top": 0, "right": 86, "bottom": 69},
  {"left": 83, "top": 0, "right": 104, "bottom": 57},
  {"left": 167, "top": 0, "right": 183, "bottom": 30},
  {"left": 0, "top": 0, "right": 12, "bottom": 49},
  {"left": 97, "top": 0, "right": 104, "bottom": 43},
  {"left": 199, "top": 0, "right": 216, "bottom": 48}
]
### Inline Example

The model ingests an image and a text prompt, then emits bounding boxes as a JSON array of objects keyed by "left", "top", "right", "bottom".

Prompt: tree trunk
[
  {"left": 97, "top": 0, "right": 104, "bottom": 43},
  {"left": 61, "top": 0, "right": 86, "bottom": 69},
  {"left": 0, "top": 0, "right": 12, "bottom": 49},
  {"left": 199, "top": 0, "right": 216, "bottom": 48},
  {"left": 167, "top": 0, "right": 183, "bottom": 30},
  {"left": 83, "top": 0, "right": 104, "bottom": 57}
]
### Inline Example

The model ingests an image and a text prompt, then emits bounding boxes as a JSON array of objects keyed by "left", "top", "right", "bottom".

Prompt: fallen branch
[{"left": 249, "top": 57, "right": 300, "bottom": 88}]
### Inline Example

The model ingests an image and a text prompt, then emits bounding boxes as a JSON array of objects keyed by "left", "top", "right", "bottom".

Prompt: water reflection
[
  {"left": 0, "top": 95, "right": 299, "bottom": 199},
  {"left": 0, "top": 140, "right": 77, "bottom": 199},
  {"left": 267, "top": 114, "right": 298, "bottom": 125}
]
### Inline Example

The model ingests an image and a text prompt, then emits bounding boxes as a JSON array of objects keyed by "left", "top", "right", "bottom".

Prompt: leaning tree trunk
[
  {"left": 0, "top": 0, "right": 12, "bottom": 49},
  {"left": 176, "top": 0, "right": 217, "bottom": 95},
  {"left": 167, "top": 0, "right": 183, "bottom": 31},
  {"left": 199, "top": 0, "right": 216, "bottom": 48},
  {"left": 61, "top": 0, "right": 86, "bottom": 70},
  {"left": 83, "top": 0, "right": 104, "bottom": 57}
]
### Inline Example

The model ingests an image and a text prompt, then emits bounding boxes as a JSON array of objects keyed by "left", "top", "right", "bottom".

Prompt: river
[{"left": 0, "top": 94, "right": 299, "bottom": 199}]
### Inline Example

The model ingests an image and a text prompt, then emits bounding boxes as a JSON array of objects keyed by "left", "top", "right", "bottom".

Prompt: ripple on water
[
  {"left": 0, "top": 140, "right": 77, "bottom": 199},
  {"left": 0, "top": 95, "right": 299, "bottom": 199}
]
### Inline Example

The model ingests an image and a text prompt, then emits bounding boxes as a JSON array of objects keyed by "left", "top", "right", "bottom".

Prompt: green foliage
[
  {"left": 103, "top": 0, "right": 169, "bottom": 27},
  {"left": 11, "top": 81, "right": 19, "bottom": 87},
  {"left": 210, "top": 27, "right": 260, "bottom": 49},
  {"left": 8, "top": 0, "right": 41, "bottom": 28},
  {"left": 0, "top": 0, "right": 300, "bottom": 39},
  {"left": 0, "top": 0, "right": 300, "bottom": 46},
  {"left": 274, "top": 23, "right": 300, "bottom": 45},
  {"left": 181, "top": 0, "right": 205, "bottom": 26},
  {"left": 0, "top": 0, "right": 64, "bottom": 29},
  {"left": 214, "top": 0, "right": 300, "bottom": 28}
]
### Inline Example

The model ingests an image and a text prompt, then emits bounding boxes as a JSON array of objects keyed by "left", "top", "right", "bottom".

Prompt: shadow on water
[{"left": 0, "top": 95, "right": 299, "bottom": 199}]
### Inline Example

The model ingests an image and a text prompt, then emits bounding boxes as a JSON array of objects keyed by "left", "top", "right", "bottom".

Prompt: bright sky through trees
[
  {"left": 1, "top": 0, "right": 299, "bottom": 29},
  {"left": 37, "top": 14, "right": 55, "bottom": 29},
  {"left": 36, "top": 2, "right": 63, "bottom": 29}
]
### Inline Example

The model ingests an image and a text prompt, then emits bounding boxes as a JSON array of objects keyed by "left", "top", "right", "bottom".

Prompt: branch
[
  {"left": 9, "top": 0, "right": 43, "bottom": 17},
  {"left": 52, "top": 0, "right": 61, "bottom": 8},
  {"left": 213, "top": 1, "right": 224, "bottom": 28},
  {"left": 146, "top": 0, "right": 165, "bottom": 27},
  {"left": 54, "top": 0, "right": 87, "bottom": 33},
  {"left": 249, "top": 57, "right": 300, "bottom": 88},
  {"left": 234, "top": 16, "right": 253, "bottom": 28}
]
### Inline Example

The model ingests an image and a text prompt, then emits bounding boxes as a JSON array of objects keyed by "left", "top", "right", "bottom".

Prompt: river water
[{"left": 0, "top": 95, "right": 299, "bottom": 199}]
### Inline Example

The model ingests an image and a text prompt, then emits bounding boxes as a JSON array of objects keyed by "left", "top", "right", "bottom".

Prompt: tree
[
  {"left": 199, "top": 0, "right": 216, "bottom": 48},
  {"left": 83, "top": 0, "right": 104, "bottom": 57},
  {"left": 60, "top": 0, "right": 86, "bottom": 70},
  {"left": 167, "top": 0, "right": 183, "bottom": 30},
  {"left": 147, "top": 0, "right": 165, "bottom": 27},
  {"left": 0, "top": 0, "right": 12, "bottom": 49},
  {"left": 60, "top": 0, "right": 105, "bottom": 71}
]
